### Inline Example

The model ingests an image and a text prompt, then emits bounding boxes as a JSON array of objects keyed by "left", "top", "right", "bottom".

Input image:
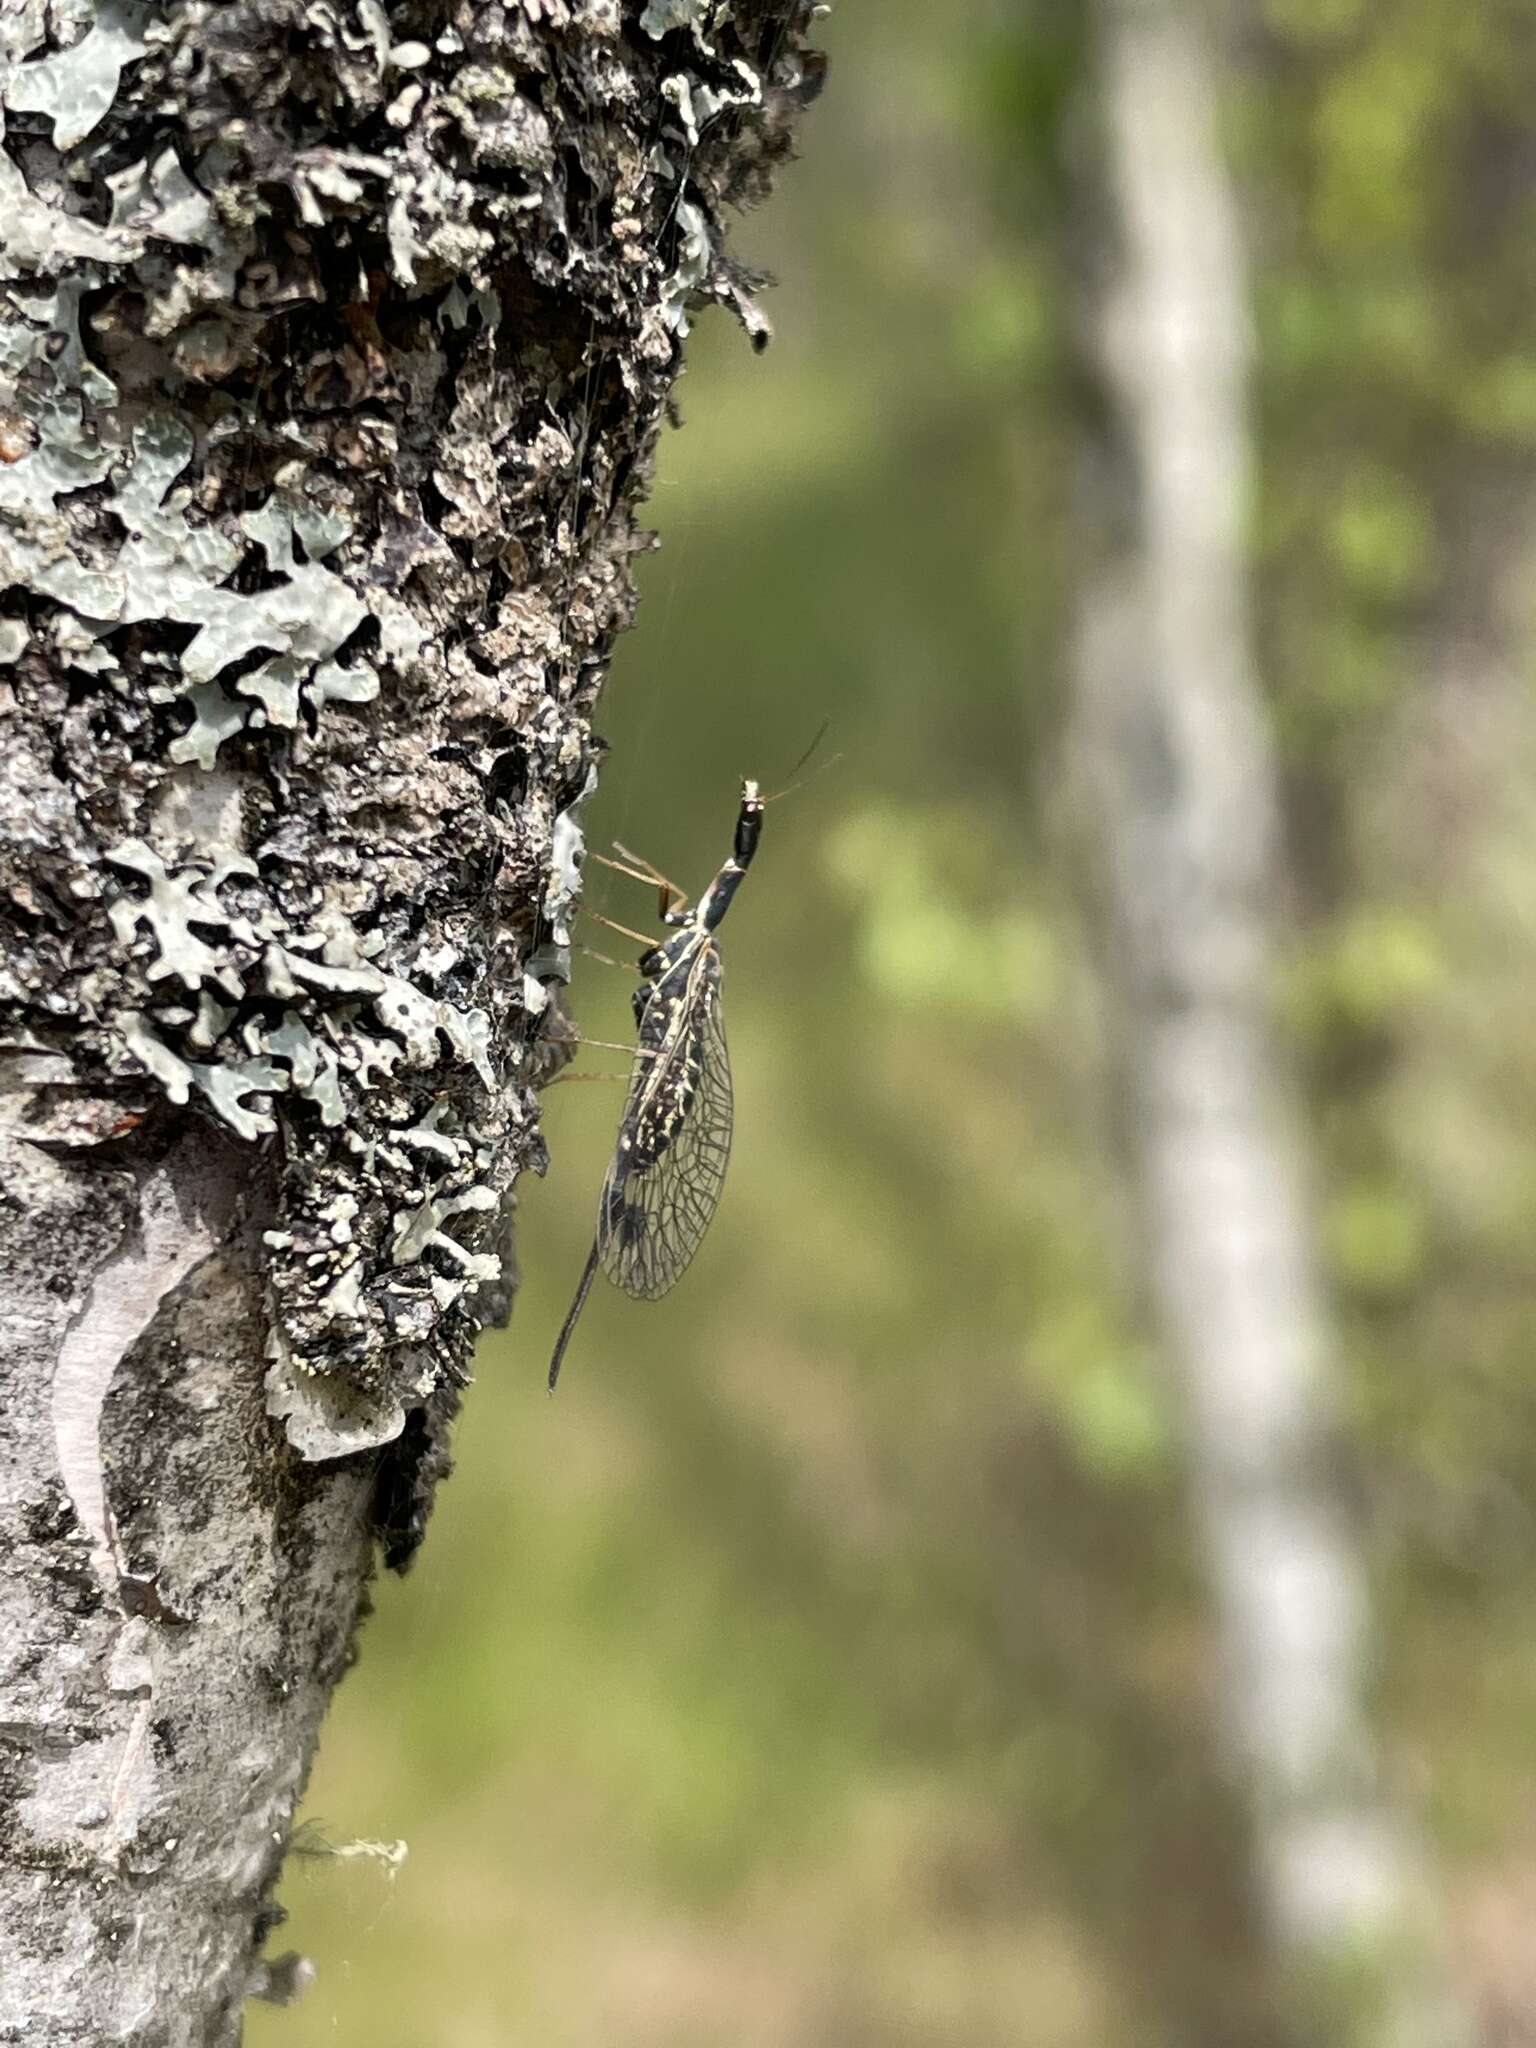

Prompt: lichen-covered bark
[{"left": 0, "top": 1, "right": 820, "bottom": 2035}]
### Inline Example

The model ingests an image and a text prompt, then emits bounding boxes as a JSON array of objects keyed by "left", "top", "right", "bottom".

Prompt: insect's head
[{"left": 735, "top": 779, "right": 764, "bottom": 865}]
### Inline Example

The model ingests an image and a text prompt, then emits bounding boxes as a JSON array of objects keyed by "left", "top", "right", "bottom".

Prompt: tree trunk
[
  {"left": 1071, "top": 3, "right": 1472, "bottom": 2041},
  {"left": 0, "top": 3, "right": 821, "bottom": 2038}
]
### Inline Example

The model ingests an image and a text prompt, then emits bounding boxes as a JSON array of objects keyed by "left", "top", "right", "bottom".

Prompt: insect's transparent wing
[{"left": 596, "top": 954, "right": 733, "bottom": 1301}]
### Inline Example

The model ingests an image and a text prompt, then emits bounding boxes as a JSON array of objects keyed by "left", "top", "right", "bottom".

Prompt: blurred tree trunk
[
  {"left": 0, "top": 3, "right": 819, "bottom": 2039},
  {"left": 1070, "top": 3, "right": 1472, "bottom": 2041}
]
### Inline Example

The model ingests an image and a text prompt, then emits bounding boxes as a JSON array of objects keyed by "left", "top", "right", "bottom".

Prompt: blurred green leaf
[
  {"left": 1288, "top": 905, "right": 1446, "bottom": 1035},
  {"left": 1262, "top": 0, "right": 1368, "bottom": 41},
  {"left": 1326, "top": 1179, "right": 1427, "bottom": 1295},
  {"left": 1325, "top": 467, "right": 1433, "bottom": 601}
]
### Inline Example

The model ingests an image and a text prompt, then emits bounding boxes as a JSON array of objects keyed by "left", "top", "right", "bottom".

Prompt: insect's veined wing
[{"left": 596, "top": 942, "right": 733, "bottom": 1301}]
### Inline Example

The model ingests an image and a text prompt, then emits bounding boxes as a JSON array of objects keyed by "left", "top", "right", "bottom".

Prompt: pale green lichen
[
  {"left": 105, "top": 842, "right": 250, "bottom": 998},
  {"left": 104, "top": 832, "right": 502, "bottom": 1400},
  {"left": 108, "top": 850, "right": 494, "bottom": 1119},
  {"left": 120, "top": 1016, "right": 282, "bottom": 1140},
  {"left": 641, "top": 0, "right": 709, "bottom": 36},
  {"left": 195, "top": 1056, "right": 288, "bottom": 1142},
  {"left": 0, "top": 386, "right": 375, "bottom": 755},
  {"left": 662, "top": 198, "right": 713, "bottom": 336},
  {"left": 3, "top": 0, "right": 150, "bottom": 150},
  {"left": 307, "top": 656, "right": 380, "bottom": 709},
  {"left": 264, "top": 1321, "right": 411, "bottom": 1461},
  {"left": 105, "top": 146, "right": 223, "bottom": 251},
  {"left": 169, "top": 685, "right": 245, "bottom": 770},
  {"left": 390, "top": 1183, "right": 499, "bottom": 1274},
  {"left": 0, "top": 254, "right": 377, "bottom": 755}
]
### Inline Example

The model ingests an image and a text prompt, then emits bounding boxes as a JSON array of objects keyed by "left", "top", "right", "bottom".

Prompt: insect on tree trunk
[
  {"left": 0, "top": 4, "right": 823, "bottom": 2039},
  {"left": 546, "top": 775, "right": 761, "bottom": 1387}
]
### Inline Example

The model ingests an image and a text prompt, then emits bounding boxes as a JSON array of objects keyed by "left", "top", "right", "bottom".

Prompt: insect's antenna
[{"left": 762, "top": 720, "right": 843, "bottom": 806}]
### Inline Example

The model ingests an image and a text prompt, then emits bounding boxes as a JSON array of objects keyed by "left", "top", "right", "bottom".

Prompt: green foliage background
[{"left": 254, "top": 4, "right": 1536, "bottom": 2040}]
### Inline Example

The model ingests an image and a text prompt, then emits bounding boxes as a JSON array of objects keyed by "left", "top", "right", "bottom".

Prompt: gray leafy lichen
[
  {"left": 5, "top": 2, "right": 151, "bottom": 150},
  {"left": 0, "top": 0, "right": 824, "bottom": 1554}
]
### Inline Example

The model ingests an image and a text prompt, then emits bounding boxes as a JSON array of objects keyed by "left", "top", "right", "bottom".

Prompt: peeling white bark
[
  {"left": 1075, "top": 3, "right": 1474, "bottom": 2039},
  {"left": 0, "top": 1107, "right": 376, "bottom": 2044},
  {"left": 51, "top": 1135, "right": 233, "bottom": 1597}
]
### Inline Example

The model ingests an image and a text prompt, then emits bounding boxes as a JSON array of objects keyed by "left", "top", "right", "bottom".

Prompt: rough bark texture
[
  {"left": 1072, "top": 3, "right": 1471, "bottom": 2043},
  {"left": 0, "top": 2, "right": 820, "bottom": 2037}
]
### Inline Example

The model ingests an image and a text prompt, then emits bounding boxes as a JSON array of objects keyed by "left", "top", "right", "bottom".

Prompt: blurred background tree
[{"left": 254, "top": 3, "right": 1536, "bottom": 2042}]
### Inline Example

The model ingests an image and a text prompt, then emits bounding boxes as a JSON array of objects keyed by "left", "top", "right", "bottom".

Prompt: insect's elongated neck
[{"left": 696, "top": 781, "right": 763, "bottom": 936}]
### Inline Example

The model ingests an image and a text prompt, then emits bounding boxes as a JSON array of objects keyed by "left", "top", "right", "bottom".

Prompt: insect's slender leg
[
  {"left": 549, "top": 1242, "right": 601, "bottom": 1390},
  {"left": 588, "top": 909, "right": 658, "bottom": 948},
  {"left": 543, "top": 1036, "right": 658, "bottom": 1083},
  {"left": 611, "top": 840, "right": 690, "bottom": 912},
  {"left": 575, "top": 941, "right": 633, "bottom": 971},
  {"left": 589, "top": 849, "right": 686, "bottom": 926},
  {"left": 589, "top": 850, "right": 673, "bottom": 892}
]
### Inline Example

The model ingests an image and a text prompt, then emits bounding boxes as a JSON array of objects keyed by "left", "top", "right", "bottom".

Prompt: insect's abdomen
[
  {"left": 600, "top": 1034, "right": 702, "bottom": 1258},
  {"left": 595, "top": 936, "right": 731, "bottom": 1302},
  {"left": 628, "top": 1019, "right": 705, "bottom": 1170}
]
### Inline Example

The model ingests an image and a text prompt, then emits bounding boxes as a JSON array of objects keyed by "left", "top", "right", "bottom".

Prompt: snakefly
[{"left": 548, "top": 778, "right": 764, "bottom": 1388}]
